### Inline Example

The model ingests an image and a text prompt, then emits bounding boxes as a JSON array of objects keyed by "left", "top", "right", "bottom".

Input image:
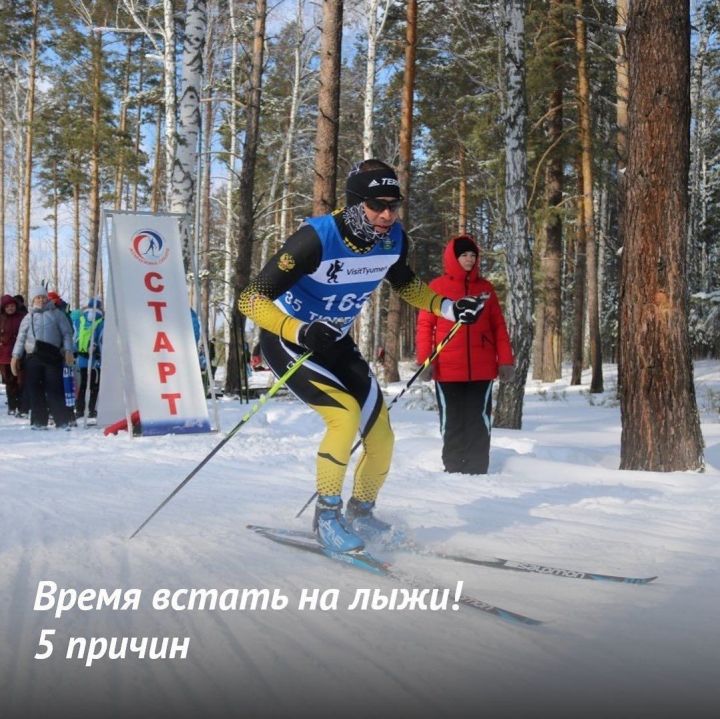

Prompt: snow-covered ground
[{"left": 2, "top": 362, "right": 719, "bottom": 719}]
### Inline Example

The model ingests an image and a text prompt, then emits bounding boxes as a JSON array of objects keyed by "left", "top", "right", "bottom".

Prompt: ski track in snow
[{"left": 1, "top": 361, "right": 720, "bottom": 718}]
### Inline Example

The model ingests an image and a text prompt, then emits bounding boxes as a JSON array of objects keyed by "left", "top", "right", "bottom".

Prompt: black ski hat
[
  {"left": 453, "top": 235, "right": 478, "bottom": 258},
  {"left": 346, "top": 160, "right": 402, "bottom": 206}
]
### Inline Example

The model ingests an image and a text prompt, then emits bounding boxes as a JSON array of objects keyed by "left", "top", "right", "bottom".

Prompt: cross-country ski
[
  {"left": 248, "top": 525, "right": 544, "bottom": 626},
  {"left": 246, "top": 524, "right": 657, "bottom": 585}
]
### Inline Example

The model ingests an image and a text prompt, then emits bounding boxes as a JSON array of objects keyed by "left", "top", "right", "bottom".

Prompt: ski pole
[
  {"left": 295, "top": 319, "right": 465, "bottom": 519},
  {"left": 130, "top": 350, "right": 313, "bottom": 539}
]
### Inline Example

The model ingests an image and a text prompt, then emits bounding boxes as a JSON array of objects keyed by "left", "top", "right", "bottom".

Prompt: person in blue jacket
[{"left": 73, "top": 298, "right": 104, "bottom": 419}]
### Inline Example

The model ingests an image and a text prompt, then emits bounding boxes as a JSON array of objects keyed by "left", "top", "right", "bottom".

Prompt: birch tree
[
  {"left": 362, "top": 0, "right": 391, "bottom": 159},
  {"left": 171, "top": 0, "right": 207, "bottom": 267},
  {"left": 383, "top": 0, "right": 416, "bottom": 384},
  {"left": 354, "top": 0, "right": 391, "bottom": 361},
  {"left": 619, "top": 0, "right": 703, "bottom": 471},
  {"left": 494, "top": 0, "right": 532, "bottom": 430}
]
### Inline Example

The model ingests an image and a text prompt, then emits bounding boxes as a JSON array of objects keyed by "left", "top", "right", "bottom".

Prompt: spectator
[
  {"left": 73, "top": 297, "right": 104, "bottom": 420},
  {"left": 0, "top": 295, "right": 25, "bottom": 415},
  {"left": 416, "top": 234, "right": 514, "bottom": 474},
  {"left": 11, "top": 286, "right": 75, "bottom": 430}
]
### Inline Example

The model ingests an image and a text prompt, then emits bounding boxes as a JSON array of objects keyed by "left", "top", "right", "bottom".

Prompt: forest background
[{"left": 0, "top": 0, "right": 716, "bottom": 469}]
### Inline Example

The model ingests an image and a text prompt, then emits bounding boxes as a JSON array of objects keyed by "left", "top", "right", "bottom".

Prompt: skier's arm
[
  {"left": 387, "top": 234, "right": 475, "bottom": 321},
  {"left": 415, "top": 280, "right": 440, "bottom": 363},
  {"left": 237, "top": 225, "right": 323, "bottom": 344},
  {"left": 386, "top": 234, "right": 445, "bottom": 316},
  {"left": 387, "top": 237, "right": 486, "bottom": 324}
]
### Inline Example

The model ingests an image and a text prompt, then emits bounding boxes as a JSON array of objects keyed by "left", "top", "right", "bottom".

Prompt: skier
[{"left": 237, "top": 159, "right": 486, "bottom": 552}]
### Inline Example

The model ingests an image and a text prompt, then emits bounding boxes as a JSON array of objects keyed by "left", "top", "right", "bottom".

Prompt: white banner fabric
[{"left": 99, "top": 212, "right": 211, "bottom": 436}]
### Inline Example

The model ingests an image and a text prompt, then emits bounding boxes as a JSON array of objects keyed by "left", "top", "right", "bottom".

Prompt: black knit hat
[
  {"left": 453, "top": 235, "right": 478, "bottom": 258},
  {"left": 346, "top": 160, "right": 402, "bottom": 206}
]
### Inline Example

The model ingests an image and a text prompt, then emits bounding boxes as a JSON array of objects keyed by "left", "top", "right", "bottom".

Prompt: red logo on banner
[{"left": 130, "top": 229, "right": 170, "bottom": 265}]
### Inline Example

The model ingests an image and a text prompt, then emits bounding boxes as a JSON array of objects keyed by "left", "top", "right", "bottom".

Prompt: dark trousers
[
  {"left": 25, "top": 354, "right": 71, "bottom": 427},
  {"left": 435, "top": 380, "right": 493, "bottom": 474},
  {"left": 75, "top": 367, "right": 100, "bottom": 416},
  {"left": 1, "top": 363, "right": 22, "bottom": 412}
]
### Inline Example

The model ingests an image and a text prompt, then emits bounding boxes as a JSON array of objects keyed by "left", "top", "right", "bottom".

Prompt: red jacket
[
  {"left": 0, "top": 295, "right": 25, "bottom": 365},
  {"left": 415, "top": 236, "right": 513, "bottom": 382}
]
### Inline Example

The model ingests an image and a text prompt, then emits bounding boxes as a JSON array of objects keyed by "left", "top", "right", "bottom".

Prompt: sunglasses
[
  {"left": 364, "top": 197, "right": 403, "bottom": 213},
  {"left": 349, "top": 190, "right": 403, "bottom": 213}
]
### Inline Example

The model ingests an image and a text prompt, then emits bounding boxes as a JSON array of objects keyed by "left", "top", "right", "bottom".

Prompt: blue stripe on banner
[{"left": 140, "top": 419, "right": 213, "bottom": 436}]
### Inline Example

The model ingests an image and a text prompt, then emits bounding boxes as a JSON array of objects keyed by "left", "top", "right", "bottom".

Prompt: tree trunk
[
  {"left": 619, "top": 0, "right": 703, "bottom": 471},
  {"left": 494, "top": 0, "right": 532, "bottom": 430},
  {"left": 575, "top": 0, "right": 602, "bottom": 392},
  {"left": 200, "top": 91, "right": 214, "bottom": 334},
  {"left": 383, "top": 0, "right": 416, "bottom": 384},
  {"left": 227, "top": 0, "right": 267, "bottom": 394},
  {"left": 279, "top": 0, "right": 306, "bottom": 243},
  {"left": 615, "top": 0, "right": 629, "bottom": 385},
  {"left": 171, "top": 0, "right": 207, "bottom": 269},
  {"left": 570, "top": 157, "right": 586, "bottom": 385},
  {"left": 312, "top": 0, "right": 343, "bottom": 216},
  {"left": 539, "top": 0, "right": 564, "bottom": 382},
  {"left": 52, "top": 160, "right": 59, "bottom": 290},
  {"left": 223, "top": 0, "right": 240, "bottom": 361},
  {"left": 151, "top": 106, "right": 163, "bottom": 213},
  {"left": 0, "top": 84, "right": 5, "bottom": 292},
  {"left": 357, "top": 0, "right": 389, "bottom": 360},
  {"left": 73, "top": 182, "right": 81, "bottom": 309},
  {"left": 458, "top": 144, "right": 467, "bottom": 235},
  {"left": 687, "top": 13, "right": 708, "bottom": 291},
  {"left": 114, "top": 36, "right": 133, "bottom": 210},
  {"left": 20, "top": 0, "right": 39, "bottom": 299},
  {"left": 163, "top": 0, "right": 177, "bottom": 209},
  {"left": 131, "top": 36, "right": 147, "bottom": 211},
  {"left": 88, "top": 29, "right": 103, "bottom": 299}
]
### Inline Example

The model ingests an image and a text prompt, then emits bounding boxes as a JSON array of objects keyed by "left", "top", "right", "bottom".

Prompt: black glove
[
  {"left": 452, "top": 294, "right": 488, "bottom": 324},
  {"left": 298, "top": 320, "right": 343, "bottom": 353}
]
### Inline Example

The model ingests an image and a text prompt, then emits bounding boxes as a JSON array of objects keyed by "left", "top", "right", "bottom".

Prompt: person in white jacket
[{"left": 11, "top": 286, "right": 74, "bottom": 429}]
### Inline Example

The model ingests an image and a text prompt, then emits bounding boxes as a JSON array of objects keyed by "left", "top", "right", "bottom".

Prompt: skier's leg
[
  {"left": 351, "top": 400, "right": 393, "bottom": 502},
  {"left": 260, "top": 331, "right": 366, "bottom": 551}
]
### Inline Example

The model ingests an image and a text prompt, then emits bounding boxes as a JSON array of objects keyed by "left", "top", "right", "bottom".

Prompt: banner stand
[{"left": 97, "top": 209, "right": 213, "bottom": 437}]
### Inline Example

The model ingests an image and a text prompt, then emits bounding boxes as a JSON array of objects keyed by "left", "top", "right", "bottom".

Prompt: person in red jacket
[
  {"left": 416, "top": 234, "right": 514, "bottom": 474},
  {"left": 0, "top": 294, "right": 26, "bottom": 415}
]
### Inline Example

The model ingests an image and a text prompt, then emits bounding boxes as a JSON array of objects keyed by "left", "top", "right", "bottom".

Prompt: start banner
[{"left": 98, "top": 211, "right": 211, "bottom": 436}]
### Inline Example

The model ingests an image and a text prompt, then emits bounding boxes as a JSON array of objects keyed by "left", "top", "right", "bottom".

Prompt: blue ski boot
[
  {"left": 346, "top": 497, "right": 392, "bottom": 539},
  {"left": 313, "top": 495, "right": 365, "bottom": 553}
]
